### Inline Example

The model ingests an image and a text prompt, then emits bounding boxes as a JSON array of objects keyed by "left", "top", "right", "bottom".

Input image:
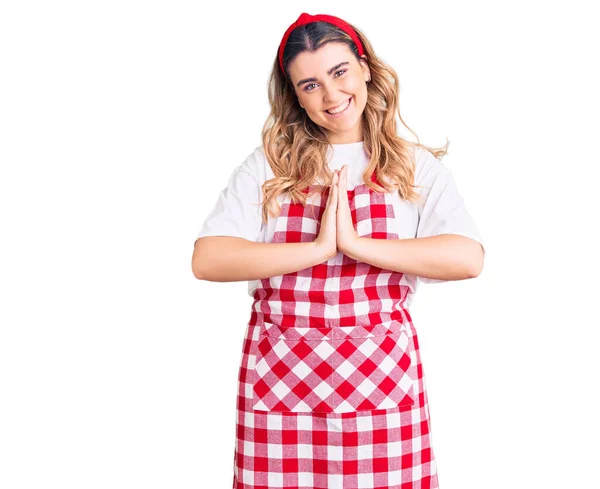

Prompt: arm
[
  {"left": 192, "top": 236, "right": 331, "bottom": 282},
  {"left": 344, "top": 234, "right": 484, "bottom": 281}
]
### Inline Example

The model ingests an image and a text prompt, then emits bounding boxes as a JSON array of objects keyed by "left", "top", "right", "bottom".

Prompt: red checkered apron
[{"left": 233, "top": 173, "right": 439, "bottom": 488}]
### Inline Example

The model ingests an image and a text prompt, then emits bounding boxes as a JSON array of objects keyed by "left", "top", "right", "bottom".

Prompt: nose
[{"left": 321, "top": 84, "right": 339, "bottom": 104}]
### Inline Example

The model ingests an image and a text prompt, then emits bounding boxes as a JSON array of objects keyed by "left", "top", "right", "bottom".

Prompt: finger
[
  {"left": 327, "top": 172, "right": 338, "bottom": 210},
  {"left": 331, "top": 173, "right": 338, "bottom": 205},
  {"left": 338, "top": 168, "right": 348, "bottom": 203},
  {"left": 327, "top": 172, "right": 338, "bottom": 201}
]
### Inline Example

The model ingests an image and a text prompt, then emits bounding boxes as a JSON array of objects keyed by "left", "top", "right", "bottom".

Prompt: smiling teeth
[{"left": 326, "top": 98, "right": 350, "bottom": 114}]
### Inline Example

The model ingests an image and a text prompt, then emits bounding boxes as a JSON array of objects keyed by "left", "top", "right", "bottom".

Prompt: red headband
[{"left": 278, "top": 12, "right": 364, "bottom": 75}]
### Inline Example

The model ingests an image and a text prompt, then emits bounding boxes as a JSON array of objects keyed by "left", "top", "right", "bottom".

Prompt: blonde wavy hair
[{"left": 259, "top": 19, "right": 449, "bottom": 226}]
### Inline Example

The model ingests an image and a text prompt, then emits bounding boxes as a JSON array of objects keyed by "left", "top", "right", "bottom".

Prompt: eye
[{"left": 304, "top": 69, "right": 348, "bottom": 92}]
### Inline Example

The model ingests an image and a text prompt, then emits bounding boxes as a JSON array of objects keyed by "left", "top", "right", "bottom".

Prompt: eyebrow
[{"left": 296, "top": 61, "right": 350, "bottom": 88}]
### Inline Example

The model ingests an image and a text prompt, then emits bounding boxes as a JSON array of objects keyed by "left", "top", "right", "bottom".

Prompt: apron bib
[{"left": 249, "top": 172, "right": 416, "bottom": 414}]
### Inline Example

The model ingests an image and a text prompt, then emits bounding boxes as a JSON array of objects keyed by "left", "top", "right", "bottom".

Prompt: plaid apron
[{"left": 233, "top": 173, "right": 439, "bottom": 488}]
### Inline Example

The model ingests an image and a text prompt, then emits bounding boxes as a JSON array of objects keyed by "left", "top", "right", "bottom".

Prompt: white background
[{"left": 1, "top": 1, "right": 599, "bottom": 488}]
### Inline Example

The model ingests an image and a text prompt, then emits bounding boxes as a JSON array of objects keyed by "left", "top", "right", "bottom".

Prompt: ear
[{"left": 359, "top": 55, "right": 370, "bottom": 81}]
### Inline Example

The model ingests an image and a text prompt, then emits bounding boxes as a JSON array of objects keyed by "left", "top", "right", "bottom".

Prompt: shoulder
[
  {"left": 412, "top": 145, "right": 450, "bottom": 188},
  {"left": 236, "top": 145, "right": 268, "bottom": 184}
]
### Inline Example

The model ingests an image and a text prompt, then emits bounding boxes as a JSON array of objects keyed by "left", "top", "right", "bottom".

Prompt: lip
[{"left": 324, "top": 97, "right": 352, "bottom": 118}]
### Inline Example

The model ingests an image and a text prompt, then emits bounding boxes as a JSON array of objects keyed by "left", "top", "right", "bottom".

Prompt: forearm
[
  {"left": 345, "top": 234, "right": 484, "bottom": 281},
  {"left": 192, "top": 236, "right": 330, "bottom": 282}
]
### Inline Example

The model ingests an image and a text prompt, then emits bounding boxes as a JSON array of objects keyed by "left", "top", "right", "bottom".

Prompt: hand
[
  {"left": 336, "top": 165, "right": 359, "bottom": 254},
  {"left": 314, "top": 170, "right": 339, "bottom": 260}
]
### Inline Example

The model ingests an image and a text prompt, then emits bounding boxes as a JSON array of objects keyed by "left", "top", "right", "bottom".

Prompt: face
[{"left": 287, "top": 42, "right": 370, "bottom": 145}]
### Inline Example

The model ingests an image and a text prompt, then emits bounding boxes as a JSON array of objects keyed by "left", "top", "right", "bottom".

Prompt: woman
[{"left": 192, "top": 12, "right": 485, "bottom": 489}]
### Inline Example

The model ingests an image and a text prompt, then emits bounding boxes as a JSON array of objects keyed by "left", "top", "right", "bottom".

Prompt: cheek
[
  {"left": 347, "top": 86, "right": 365, "bottom": 106},
  {"left": 352, "top": 76, "right": 368, "bottom": 92}
]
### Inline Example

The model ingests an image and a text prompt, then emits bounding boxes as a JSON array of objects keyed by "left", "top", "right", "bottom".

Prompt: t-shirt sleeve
[
  {"left": 194, "top": 147, "right": 265, "bottom": 243},
  {"left": 415, "top": 149, "right": 485, "bottom": 284}
]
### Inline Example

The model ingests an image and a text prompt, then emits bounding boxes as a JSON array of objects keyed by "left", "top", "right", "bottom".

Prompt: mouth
[{"left": 324, "top": 97, "right": 352, "bottom": 117}]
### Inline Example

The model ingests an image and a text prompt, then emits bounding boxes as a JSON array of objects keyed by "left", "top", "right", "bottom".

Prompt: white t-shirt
[{"left": 195, "top": 141, "right": 485, "bottom": 307}]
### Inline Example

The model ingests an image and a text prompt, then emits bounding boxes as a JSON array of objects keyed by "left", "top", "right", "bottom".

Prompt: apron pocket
[
  {"left": 251, "top": 322, "right": 337, "bottom": 413},
  {"left": 250, "top": 321, "right": 416, "bottom": 414},
  {"left": 330, "top": 321, "right": 416, "bottom": 412}
]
